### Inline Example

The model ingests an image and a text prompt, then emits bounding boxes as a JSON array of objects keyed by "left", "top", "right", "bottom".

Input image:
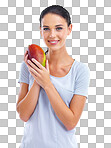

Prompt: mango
[{"left": 28, "top": 44, "right": 46, "bottom": 67}]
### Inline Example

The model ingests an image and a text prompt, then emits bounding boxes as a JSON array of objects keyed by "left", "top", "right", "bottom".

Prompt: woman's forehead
[{"left": 41, "top": 13, "right": 67, "bottom": 27}]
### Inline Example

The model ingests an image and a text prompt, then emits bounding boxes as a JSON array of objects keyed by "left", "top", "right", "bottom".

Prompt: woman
[{"left": 17, "top": 5, "right": 90, "bottom": 148}]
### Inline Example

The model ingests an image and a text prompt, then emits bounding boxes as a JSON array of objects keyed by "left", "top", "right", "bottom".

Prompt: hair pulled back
[{"left": 39, "top": 5, "right": 71, "bottom": 27}]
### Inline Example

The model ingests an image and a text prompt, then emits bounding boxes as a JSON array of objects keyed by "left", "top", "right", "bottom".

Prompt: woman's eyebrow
[
  {"left": 43, "top": 25, "right": 49, "bottom": 27},
  {"left": 43, "top": 24, "right": 64, "bottom": 27},
  {"left": 55, "top": 24, "right": 64, "bottom": 27}
]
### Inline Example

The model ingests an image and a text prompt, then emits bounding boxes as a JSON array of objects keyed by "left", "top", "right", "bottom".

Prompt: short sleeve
[
  {"left": 18, "top": 61, "right": 29, "bottom": 84},
  {"left": 74, "top": 63, "right": 90, "bottom": 99}
]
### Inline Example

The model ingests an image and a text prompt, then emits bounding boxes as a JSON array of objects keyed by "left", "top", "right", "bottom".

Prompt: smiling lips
[{"left": 48, "top": 40, "right": 59, "bottom": 45}]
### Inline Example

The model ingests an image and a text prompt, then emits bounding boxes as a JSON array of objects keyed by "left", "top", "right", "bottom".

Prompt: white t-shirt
[{"left": 18, "top": 59, "right": 90, "bottom": 148}]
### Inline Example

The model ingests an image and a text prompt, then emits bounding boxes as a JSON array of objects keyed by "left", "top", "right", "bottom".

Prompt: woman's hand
[
  {"left": 24, "top": 50, "right": 29, "bottom": 65},
  {"left": 27, "top": 58, "right": 52, "bottom": 89},
  {"left": 23, "top": 50, "right": 40, "bottom": 86}
]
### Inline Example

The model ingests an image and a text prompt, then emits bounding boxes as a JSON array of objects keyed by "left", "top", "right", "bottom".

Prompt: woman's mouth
[{"left": 48, "top": 40, "right": 59, "bottom": 45}]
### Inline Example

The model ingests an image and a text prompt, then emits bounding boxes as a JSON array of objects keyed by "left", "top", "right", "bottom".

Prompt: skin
[{"left": 17, "top": 13, "right": 86, "bottom": 130}]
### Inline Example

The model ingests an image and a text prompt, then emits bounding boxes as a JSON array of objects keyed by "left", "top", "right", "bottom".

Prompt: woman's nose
[{"left": 49, "top": 29, "right": 56, "bottom": 38}]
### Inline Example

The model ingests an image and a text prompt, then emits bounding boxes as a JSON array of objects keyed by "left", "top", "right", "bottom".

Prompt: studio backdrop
[{"left": 0, "top": 0, "right": 111, "bottom": 148}]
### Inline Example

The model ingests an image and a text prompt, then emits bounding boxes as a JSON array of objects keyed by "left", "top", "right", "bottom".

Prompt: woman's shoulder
[
  {"left": 20, "top": 61, "right": 29, "bottom": 73},
  {"left": 21, "top": 60, "right": 28, "bottom": 68},
  {"left": 21, "top": 60, "right": 27, "bottom": 66},
  {"left": 73, "top": 60, "right": 90, "bottom": 75}
]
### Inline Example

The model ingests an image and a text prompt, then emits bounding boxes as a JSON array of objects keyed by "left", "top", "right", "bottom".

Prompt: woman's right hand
[
  {"left": 24, "top": 50, "right": 29, "bottom": 65},
  {"left": 23, "top": 49, "right": 40, "bottom": 85},
  {"left": 24, "top": 49, "right": 33, "bottom": 73}
]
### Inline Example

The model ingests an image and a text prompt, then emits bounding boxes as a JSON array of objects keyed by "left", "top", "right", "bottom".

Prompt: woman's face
[{"left": 40, "top": 13, "right": 72, "bottom": 51}]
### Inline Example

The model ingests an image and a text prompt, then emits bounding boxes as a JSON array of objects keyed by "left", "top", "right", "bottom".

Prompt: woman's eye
[
  {"left": 43, "top": 28, "right": 49, "bottom": 31},
  {"left": 56, "top": 27, "right": 62, "bottom": 30},
  {"left": 43, "top": 27, "right": 62, "bottom": 31}
]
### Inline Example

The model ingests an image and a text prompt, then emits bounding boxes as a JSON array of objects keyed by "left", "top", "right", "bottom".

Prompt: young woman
[{"left": 17, "top": 5, "right": 90, "bottom": 148}]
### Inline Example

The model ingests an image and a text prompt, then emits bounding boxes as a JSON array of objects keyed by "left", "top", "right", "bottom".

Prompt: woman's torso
[{"left": 19, "top": 58, "right": 90, "bottom": 148}]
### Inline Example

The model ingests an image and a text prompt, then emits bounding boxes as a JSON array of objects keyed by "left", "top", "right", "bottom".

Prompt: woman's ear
[{"left": 67, "top": 24, "right": 72, "bottom": 35}]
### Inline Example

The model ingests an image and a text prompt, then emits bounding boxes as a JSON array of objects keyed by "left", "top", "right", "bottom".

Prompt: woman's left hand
[{"left": 27, "top": 58, "right": 51, "bottom": 89}]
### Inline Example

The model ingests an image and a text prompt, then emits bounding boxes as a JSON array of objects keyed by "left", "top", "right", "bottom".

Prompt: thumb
[{"left": 45, "top": 59, "right": 49, "bottom": 73}]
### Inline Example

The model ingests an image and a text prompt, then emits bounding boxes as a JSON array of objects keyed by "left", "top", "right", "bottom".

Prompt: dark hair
[{"left": 39, "top": 5, "right": 71, "bottom": 27}]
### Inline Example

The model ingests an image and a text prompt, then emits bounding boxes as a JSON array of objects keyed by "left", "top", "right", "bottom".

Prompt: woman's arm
[
  {"left": 17, "top": 50, "right": 41, "bottom": 122},
  {"left": 16, "top": 80, "right": 40, "bottom": 122},
  {"left": 44, "top": 84, "right": 86, "bottom": 131}
]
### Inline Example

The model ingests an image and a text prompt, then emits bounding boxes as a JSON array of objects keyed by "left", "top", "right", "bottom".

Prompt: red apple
[{"left": 28, "top": 44, "right": 46, "bottom": 67}]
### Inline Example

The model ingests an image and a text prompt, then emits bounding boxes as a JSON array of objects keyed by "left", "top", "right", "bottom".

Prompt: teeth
[
  {"left": 49, "top": 41, "right": 58, "bottom": 43},
  {"left": 50, "top": 41, "right": 57, "bottom": 43}
]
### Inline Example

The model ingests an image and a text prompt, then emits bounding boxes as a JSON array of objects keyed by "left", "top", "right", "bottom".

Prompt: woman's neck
[{"left": 46, "top": 47, "right": 71, "bottom": 66}]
